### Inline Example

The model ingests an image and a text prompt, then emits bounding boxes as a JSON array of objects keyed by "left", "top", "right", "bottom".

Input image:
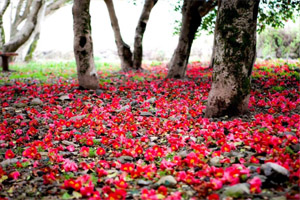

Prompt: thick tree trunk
[
  {"left": 104, "top": 0, "right": 133, "bottom": 72},
  {"left": 132, "top": 0, "right": 158, "bottom": 70},
  {"left": 3, "top": 0, "right": 43, "bottom": 52},
  {"left": 0, "top": 0, "right": 10, "bottom": 49},
  {"left": 73, "top": 0, "right": 99, "bottom": 90},
  {"left": 166, "top": 0, "right": 204, "bottom": 79},
  {"left": 205, "top": 0, "right": 260, "bottom": 118}
]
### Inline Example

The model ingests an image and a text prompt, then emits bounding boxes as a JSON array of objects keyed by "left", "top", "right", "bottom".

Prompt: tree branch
[
  {"left": 0, "top": 0, "right": 10, "bottom": 16},
  {"left": 4, "top": 0, "right": 44, "bottom": 52},
  {"left": 199, "top": 0, "right": 217, "bottom": 17},
  {"left": 45, "top": 0, "right": 70, "bottom": 16}
]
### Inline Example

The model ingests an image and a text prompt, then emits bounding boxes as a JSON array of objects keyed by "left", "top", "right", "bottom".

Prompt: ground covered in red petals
[{"left": 0, "top": 61, "right": 299, "bottom": 200}]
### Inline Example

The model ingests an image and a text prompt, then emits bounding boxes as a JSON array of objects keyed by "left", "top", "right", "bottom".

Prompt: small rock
[
  {"left": 156, "top": 175, "right": 177, "bottom": 187},
  {"left": 248, "top": 165, "right": 259, "bottom": 173},
  {"left": 61, "top": 140, "right": 79, "bottom": 147},
  {"left": 95, "top": 89, "right": 103, "bottom": 96},
  {"left": 117, "top": 156, "right": 134, "bottom": 163},
  {"left": 149, "top": 142, "right": 157, "bottom": 146},
  {"left": 130, "top": 100, "right": 138, "bottom": 106},
  {"left": 4, "top": 107, "right": 15, "bottom": 111},
  {"left": 283, "top": 131, "right": 296, "bottom": 136},
  {"left": 137, "top": 179, "right": 152, "bottom": 186},
  {"left": 58, "top": 95, "right": 71, "bottom": 101},
  {"left": 261, "top": 162, "right": 289, "bottom": 184},
  {"left": 291, "top": 143, "right": 300, "bottom": 153},
  {"left": 178, "top": 150, "right": 188, "bottom": 158},
  {"left": 140, "top": 112, "right": 154, "bottom": 117},
  {"left": 271, "top": 196, "right": 287, "bottom": 200},
  {"left": 210, "top": 156, "right": 221, "bottom": 167},
  {"left": 145, "top": 97, "right": 156, "bottom": 104},
  {"left": 68, "top": 115, "right": 86, "bottom": 121},
  {"left": 0, "top": 158, "right": 19, "bottom": 167},
  {"left": 150, "top": 137, "right": 158, "bottom": 142},
  {"left": 14, "top": 102, "right": 27, "bottom": 108},
  {"left": 31, "top": 98, "right": 43, "bottom": 105},
  {"left": 116, "top": 105, "right": 130, "bottom": 112},
  {"left": 223, "top": 183, "right": 250, "bottom": 198}
]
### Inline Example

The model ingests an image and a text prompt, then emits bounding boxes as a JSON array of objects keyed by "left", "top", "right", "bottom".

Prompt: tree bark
[
  {"left": 73, "top": 0, "right": 99, "bottom": 90},
  {"left": 25, "top": 32, "right": 39, "bottom": 61},
  {"left": 10, "top": 0, "right": 33, "bottom": 39},
  {"left": 104, "top": 0, "right": 133, "bottom": 72},
  {"left": 3, "top": 0, "right": 43, "bottom": 52},
  {"left": 166, "top": 0, "right": 205, "bottom": 79},
  {"left": 45, "top": 0, "right": 70, "bottom": 16},
  {"left": 132, "top": 0, "right": 158, "bottom": 70},
  {"left": 0, "top": 0, "right": 10, "bottom": 49},
  {"left": 205, "top": 0, "right": 260, "bottom": 118}
]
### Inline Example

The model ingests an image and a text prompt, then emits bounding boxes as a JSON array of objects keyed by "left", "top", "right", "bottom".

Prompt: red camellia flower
[
  {"left": 249, "top": 177, "right": 262, "bottom": 193},
  {"left": 96, "top": 147, "right": 106, "bottom": 156},
  {"left": 80, "top": 146, "right": 90, "bottom": 157},
  {"left": 5, "top": 149, "right": 15, "bottom": 159}
]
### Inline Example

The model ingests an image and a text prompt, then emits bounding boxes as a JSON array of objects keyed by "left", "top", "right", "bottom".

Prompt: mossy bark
[
  {"left": 166, "top": 0, "right": 204, "bottom": 79},
  {"left": 25, "top": 33, "right": 39, "bottom": 61},
  {"left": 205, "top": 0, "right": 260, "bottom": 117},
  {"left": 73, "top": 0, "right": 99, "bottom": 90}
]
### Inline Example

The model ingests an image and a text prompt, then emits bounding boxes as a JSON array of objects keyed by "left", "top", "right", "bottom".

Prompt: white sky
[{"left": 1, "top": 0, "right": 217, "bottom": 62}]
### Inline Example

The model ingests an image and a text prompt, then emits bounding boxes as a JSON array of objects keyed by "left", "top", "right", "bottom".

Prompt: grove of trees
[{"left": 1, "top": 0, "right": 299, "bottom": 117}]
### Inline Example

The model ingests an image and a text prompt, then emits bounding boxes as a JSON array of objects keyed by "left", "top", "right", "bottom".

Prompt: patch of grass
[
  {"left": 272, "top": 86, "right": 285, "bottom": 92},
  {"left": 3, "top": 61, "right": 121, "bottom": 83}
]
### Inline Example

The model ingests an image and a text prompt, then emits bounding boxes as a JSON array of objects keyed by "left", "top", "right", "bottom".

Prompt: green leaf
[
  {"left": 62, "top": 192, "right": 72, "bottom": 200},
  {"left": 72, "top": 191, "right": 82, "bottom": 199}
]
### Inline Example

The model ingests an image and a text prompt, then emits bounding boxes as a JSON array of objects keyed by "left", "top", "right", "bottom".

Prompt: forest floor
[{"left": 0, "top": 60, "right": 299, "bottom": 200}]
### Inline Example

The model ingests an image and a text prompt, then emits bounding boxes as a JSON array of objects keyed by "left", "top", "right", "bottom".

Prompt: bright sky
[
  {"left": 39, "top": 0, "right": 214, "bottom": 61},
  {"left": 3, "top": 0, "right": 214, "bottom": 62}
]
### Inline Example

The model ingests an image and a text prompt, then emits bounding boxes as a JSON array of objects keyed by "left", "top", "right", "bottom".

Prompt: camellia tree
[
  {"left": 205, "top": 0, "right": 260, "bottom": 117},
  {"left": 168, "top": 0, "right": 300, "bottom": 78},
  {"left": 104, "top": 0, "right": 158, "bottom": 72},
  {"left": 167, "top": 0, "right": 216, "bottom": 79},
  {"left": 0, "top": 0, "right": 70, "bottom": 59},
  {"left": 72, "top": 0, "right": 99, "bottom": 90}
]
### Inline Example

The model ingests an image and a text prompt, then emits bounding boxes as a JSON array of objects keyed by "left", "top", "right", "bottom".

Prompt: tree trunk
[
  {"left": 205, "top": 0, "right": 260, "bottom": 118},
  {"left": 167, "top": 0, "right": 204, "bottom": 79},
  {"left": 132, "top": 0, "right": 158, "bottom": 70},
  {"left": 73, "top": 0, "right": 99, "bottom": 90},
  {"left": 0, "top": 0, "right": 10, "bottom": 50},
  {"left": 3, "top": 0, "right": 43, "bottom": 52},
  {"left": 10, "top": 0, "right": 33, "bottom": 39},
  {"left": 25, "top": 32, "right": 39, "bottom": 61},
  {"left": 167, "top": 0, "right": 216, "bottom": 78},
  {"left": 104, "top": 0, "right": 133, "bottom": 72}
]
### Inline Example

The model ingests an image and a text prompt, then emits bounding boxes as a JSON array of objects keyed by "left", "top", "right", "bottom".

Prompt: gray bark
[
  {"left": 104, "top": 0, "right": 133, "bottom": 72},
  {"left": 73, "top": 0, "right": 99, "bottom": 90},
  {"left": 25, "top": 32, "right": 39, "bottom": 61},
  {"left": 10, "top": 0, "right": 33, "bottom": 39},
  {"left": 133, "top": 0, "right": 158, "bottom": 70},
  {"left": 205, "top": 0, "right": 260, "bottom": 117},
  {"left": 167, "top": 0, "right": 216, "bottom": 79},
  {"left": 45, "top": 0, "right": 70, "bottom": 16},
  {"left": 167, "top": 0, "right": 204, "bottom": 79},
  {"left": 0, "top": 0, "right": 10, "bottom": 50},
  {"left": 3, "top": 0, "right": 43, "bottom": 52}
]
